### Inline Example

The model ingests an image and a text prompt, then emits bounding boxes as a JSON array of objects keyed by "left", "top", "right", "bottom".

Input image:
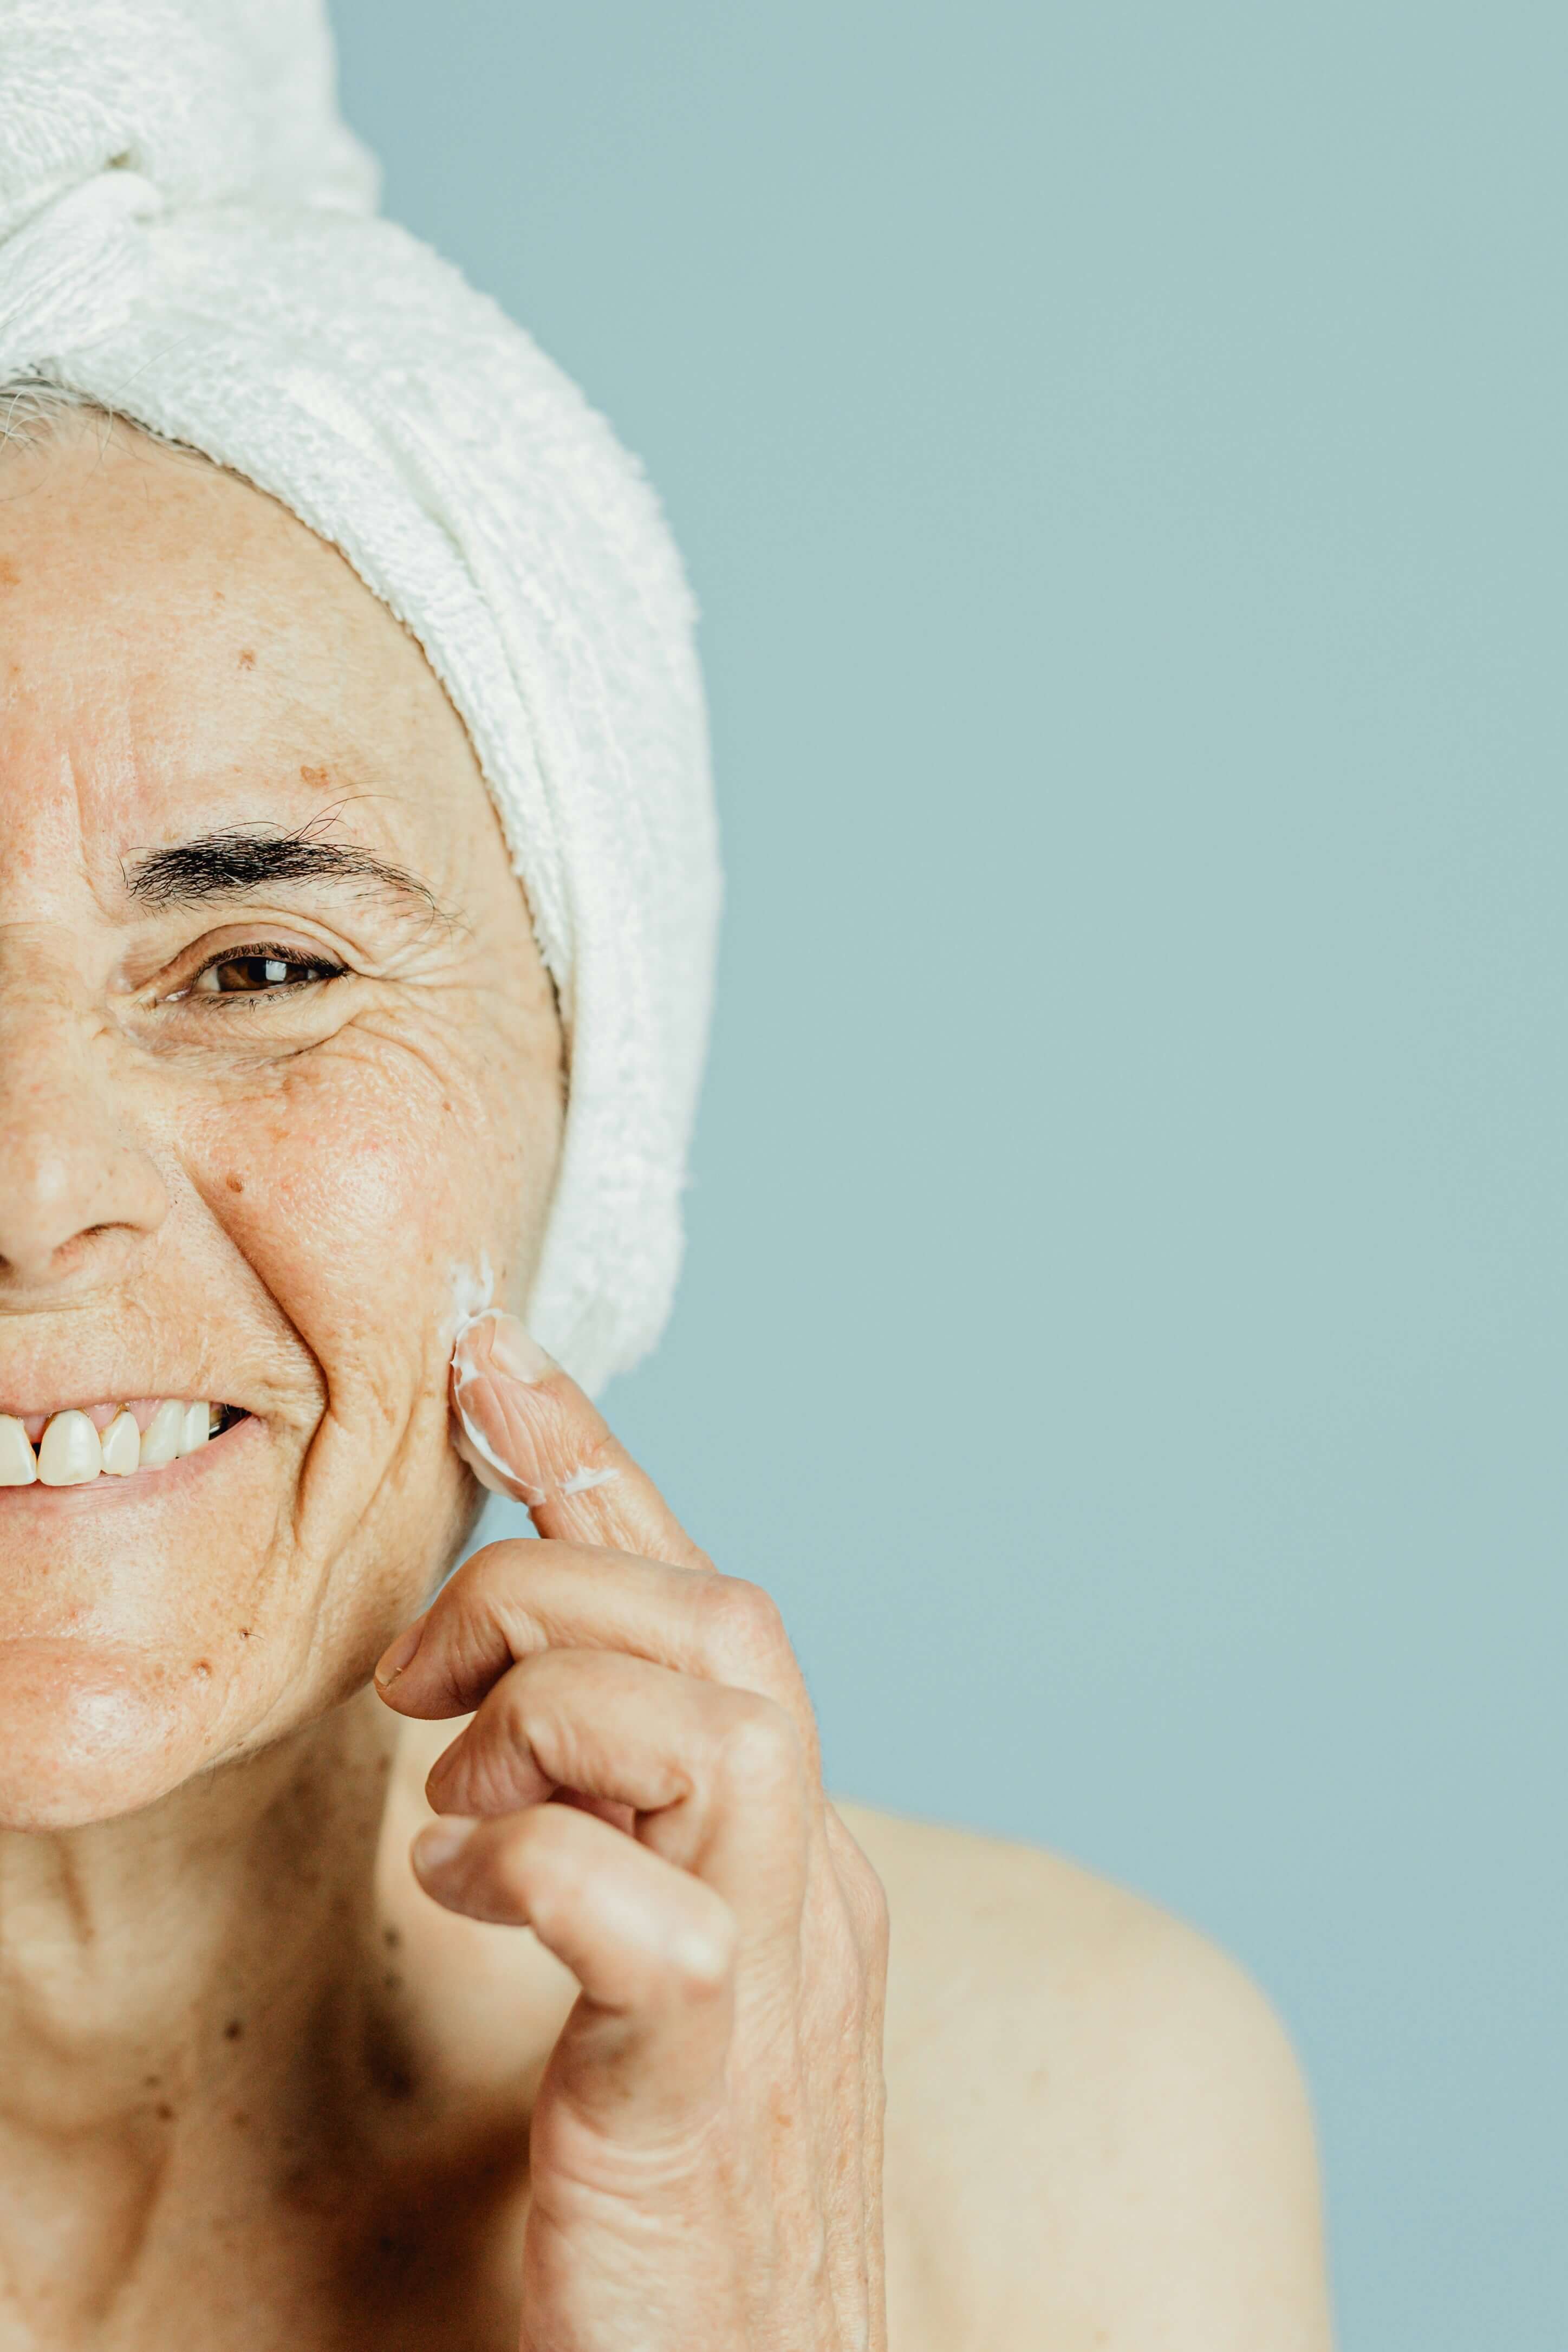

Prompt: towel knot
[{"left": 0, "top": 168, "right": 161, "bottom": 382}]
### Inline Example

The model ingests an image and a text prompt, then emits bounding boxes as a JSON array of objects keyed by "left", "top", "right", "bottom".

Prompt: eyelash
[{"left": 177, "top": 941, "right": 350, "bottom": 1002}]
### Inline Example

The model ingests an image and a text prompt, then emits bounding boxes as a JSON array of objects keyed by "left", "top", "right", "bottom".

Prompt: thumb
[{"left": 450, "top": 1310, "right": 710, "bottom": 1571}]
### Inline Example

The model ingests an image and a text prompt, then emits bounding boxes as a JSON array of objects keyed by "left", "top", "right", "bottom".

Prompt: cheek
[
  {"left": 255, "top": 1086, "right": 465, "bottom": 1362},
  {"left": 87, "top": 991, "right": 562, "bottom": 1792},
  {"left": 116, "top": 1039, "right": 511, "bottom": 1769},
  {"left": 181, "top": 1010, "right": 543, "bottom": 1502},
  {"left": 192, "top": 1046, "right": 497, "bottom": 1411}
]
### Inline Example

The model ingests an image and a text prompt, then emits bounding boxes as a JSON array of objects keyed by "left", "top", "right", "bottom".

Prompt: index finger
[{"left": 451, "top": 1310, "right": 711, "bottom": 1572}]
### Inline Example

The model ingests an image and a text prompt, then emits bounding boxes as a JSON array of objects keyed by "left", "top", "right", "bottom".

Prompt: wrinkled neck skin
[
  {"left": 0, "top": 417, "right": 569, "bottom": 2327},
  {"left": 0, "top": 1690, "right": 400, "bottom": 2259},
  {"left": 0, "top": 1674, "right": 399, "bottom": 2154}
]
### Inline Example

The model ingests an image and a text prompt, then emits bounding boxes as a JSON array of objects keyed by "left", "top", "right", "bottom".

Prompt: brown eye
[{"left": 189, "top": 948, "right": 345, "bottom": 996}]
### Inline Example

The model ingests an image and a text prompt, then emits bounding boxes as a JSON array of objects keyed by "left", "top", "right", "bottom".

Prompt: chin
[{"left": 0, "top": 1640, "right": 228, "bottom": 1831}]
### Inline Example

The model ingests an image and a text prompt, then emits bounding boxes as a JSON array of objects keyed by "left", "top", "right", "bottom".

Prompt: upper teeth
[{"left": 0, "top": 1402, "right": 224, "bottom": 1489}]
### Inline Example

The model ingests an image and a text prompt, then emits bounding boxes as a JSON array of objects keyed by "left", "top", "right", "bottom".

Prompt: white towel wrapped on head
[{"left": 0, "top": 0, "right": 720, "bottom": 1394}]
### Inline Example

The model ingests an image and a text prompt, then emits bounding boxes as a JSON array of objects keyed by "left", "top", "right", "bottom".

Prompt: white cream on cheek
[
  {"left": 442, "top": 1256, "right": 546, "bottom": 1500},
  {"left": 444, "top": 1251, "right": 496, "bottom": 1348},
  {"left": 440, "top": 1266, "right": 621, "bottom": 1506}
]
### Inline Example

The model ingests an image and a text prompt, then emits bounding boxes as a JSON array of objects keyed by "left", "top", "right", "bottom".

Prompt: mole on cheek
[
  {"left": 237, "top": 647, "right": 256, "bottom": 670},
  {"left": 226, "top": 1173, "right": 245, "bottom": 1194}
]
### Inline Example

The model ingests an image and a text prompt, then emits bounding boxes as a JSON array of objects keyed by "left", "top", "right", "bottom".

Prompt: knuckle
[
  {"left": 511, "top": 1642, "right": 597, "bottom": 1727},
  {"left": 470, "top": 1549, "right": 549, "bottom": 1635},
  {"left": 697, "top": 1574, "right": 789, "bottom": 1669},
  {"left": 544, "top": 1425, "right": 619, "bottom": 1496},
  {"left": 492, "top": 1652, "right": 594, "bottom": 1783},
  {"left": 655, "top": 1895, "right": 738, "bottom": 2003},
  {"left": 424, "top": 1547, "right": 537, "bottom": 1681},
  {"left": 510, "top": 1640, "right": 571, "bottom": 1698},
  {"left": 447, "top": 1539, "right": 526, "bottom": 1610},
  {"left": 710, "top": 1690, "right": 800, "bottom": 1792}
]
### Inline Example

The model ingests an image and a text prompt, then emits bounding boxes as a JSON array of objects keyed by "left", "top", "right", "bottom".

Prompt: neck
[
  {"left": 0, "top": 1687, "right": 398, "bottom": 2127},
  {"left": 0, "top": 1688, "right": 407, "bottom": 2326}
]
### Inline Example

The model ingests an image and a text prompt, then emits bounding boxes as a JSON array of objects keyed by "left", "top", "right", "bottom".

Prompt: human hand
[{"left": 374, "top": 1313, "right": 889, "bottom": 2352}]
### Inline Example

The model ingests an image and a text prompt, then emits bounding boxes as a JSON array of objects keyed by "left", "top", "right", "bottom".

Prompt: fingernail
[
  {"left": 485, "top": 1314, "right": 556, "bottom": 1386},
  {"left": 375, "top": 1615, "right": 427, "bottom": 1687},
  {"left": 414, "top": 1817, "right": 478, "bottom": 1873}
]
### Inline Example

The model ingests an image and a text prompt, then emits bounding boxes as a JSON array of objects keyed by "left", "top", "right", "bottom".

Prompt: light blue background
[{"left": 331, "top": 6, "right": 1565, "bottom": 2343}]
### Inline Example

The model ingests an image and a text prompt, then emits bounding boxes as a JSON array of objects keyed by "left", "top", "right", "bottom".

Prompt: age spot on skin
[{"left": 0, "top": 557, "right": 18, "bottom": 589}]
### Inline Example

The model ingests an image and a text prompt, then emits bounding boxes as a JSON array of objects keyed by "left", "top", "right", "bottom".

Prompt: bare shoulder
[{"left": 835, "top": 1802, "right": 1335, "bottom": 2352}]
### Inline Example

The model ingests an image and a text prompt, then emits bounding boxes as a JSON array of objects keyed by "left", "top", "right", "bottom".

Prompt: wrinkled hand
[{"left": 374, "top": 1313, "right": 889, "bottom": 2352}]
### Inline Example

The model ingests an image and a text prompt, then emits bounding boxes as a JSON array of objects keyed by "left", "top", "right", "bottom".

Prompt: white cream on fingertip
[
  {"left": 450, "top": 1388, "right": 542, "bottom": 1500},
  {"left": 444, "top": 1256, "right": 542, "bottom": 1497},
  {"left": 558, "top": 1464, "right": 618, "bottom": 1496},
  {"left": 454, "top": 1422, "right": 515, "bottom": 1495}
]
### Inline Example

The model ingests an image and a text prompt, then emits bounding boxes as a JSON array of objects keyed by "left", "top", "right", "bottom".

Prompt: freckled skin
[
  {"left": 0, "top": 421, "right": 562, "bottom": 1835},
  {"left": 0, "top": 415, "right": 577, "bottom": 2344},
  {"left": 0, "top": 421, "right": 1332, "bottom": 2352}
]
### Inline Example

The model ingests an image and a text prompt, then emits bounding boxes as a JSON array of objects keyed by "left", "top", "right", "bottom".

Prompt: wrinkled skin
[
  {"left": 0, "top": 416, "right": 562, "bottom": 1829},
  {"left": 386, "top": 1315, "right": 888, "bottom": 2351},
  {"left": 0, "top": 416, "right": 887, "bottom": 2350}
]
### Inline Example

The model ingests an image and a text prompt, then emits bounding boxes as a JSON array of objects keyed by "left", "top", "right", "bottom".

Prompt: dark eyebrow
[{"left": 122, "top": 819, "right": 443, "bottom": 920}]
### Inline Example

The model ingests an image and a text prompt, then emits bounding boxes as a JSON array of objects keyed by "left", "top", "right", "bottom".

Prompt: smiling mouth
[{"left": 0, "top": 1401, "right": 249, "bottom": 1489}]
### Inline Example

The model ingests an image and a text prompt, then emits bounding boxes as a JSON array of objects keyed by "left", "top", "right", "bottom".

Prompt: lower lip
[{"left": 0, "top": 1414, "right": 259, "bottom": 1512}]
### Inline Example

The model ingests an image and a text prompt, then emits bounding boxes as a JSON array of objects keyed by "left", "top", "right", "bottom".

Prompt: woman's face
[{"left": 0, "top": 419, "right": 563, "bottom": 1830}]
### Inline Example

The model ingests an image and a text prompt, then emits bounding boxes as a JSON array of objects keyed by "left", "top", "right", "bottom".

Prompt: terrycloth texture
[{"left": 0, "top": 0, "right": 719, "bottom": 1393}]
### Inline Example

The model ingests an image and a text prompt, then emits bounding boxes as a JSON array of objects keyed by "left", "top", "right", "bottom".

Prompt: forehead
[{"left": 0, "top": 419, "right": 482, "bottom": 872}]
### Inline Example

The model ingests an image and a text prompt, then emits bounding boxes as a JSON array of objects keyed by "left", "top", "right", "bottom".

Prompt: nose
[{"left": 0, "top": 950, "right": 169, "bottom": 1296}]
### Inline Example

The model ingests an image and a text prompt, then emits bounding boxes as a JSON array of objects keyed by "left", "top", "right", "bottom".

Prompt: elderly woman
[{"left": 0, "top": 4, "right": 1333, "bottom": 2347}]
